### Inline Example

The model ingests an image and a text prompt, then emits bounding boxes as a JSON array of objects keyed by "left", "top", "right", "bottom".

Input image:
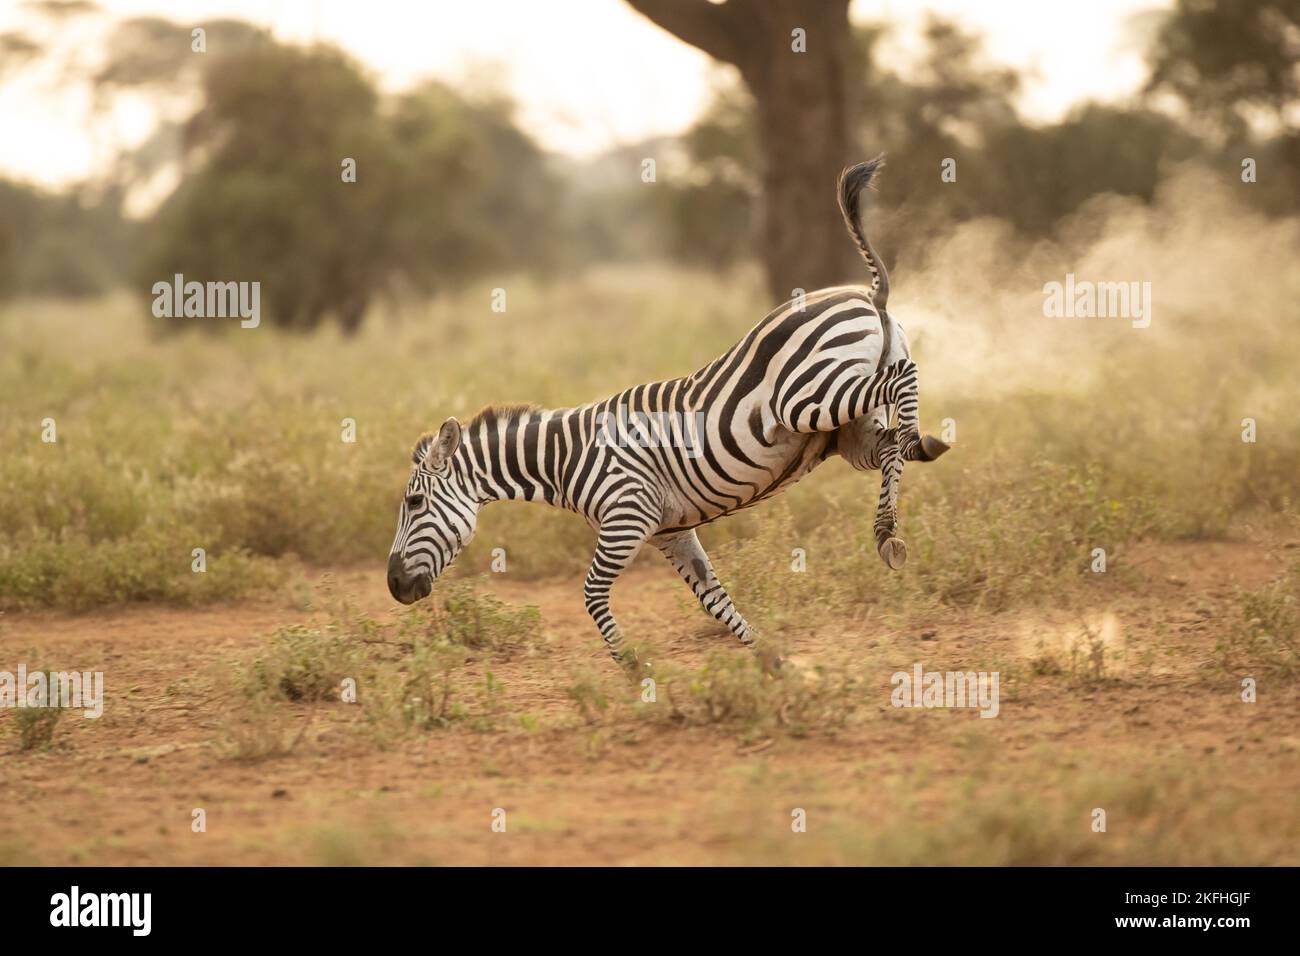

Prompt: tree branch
[{"left": 625, "top": 0, "right": 745, "bottom": 66}]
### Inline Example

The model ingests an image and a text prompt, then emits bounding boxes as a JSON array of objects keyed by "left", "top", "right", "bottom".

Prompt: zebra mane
[
  {"left": 465, "top": 403, "right": 543, "bottom": 431},
  {"left": 412, "top": 404, "right": 542, "bottom": 465}
]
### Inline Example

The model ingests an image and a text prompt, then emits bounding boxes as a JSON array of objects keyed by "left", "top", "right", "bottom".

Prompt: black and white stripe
[{"left": 388, "top": 159, "right": 949, "bottom": 666}]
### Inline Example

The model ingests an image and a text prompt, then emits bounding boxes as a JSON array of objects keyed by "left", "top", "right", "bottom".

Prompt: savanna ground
[{"left": 1, "top": 170, "right": 1298, "bottom": 864}]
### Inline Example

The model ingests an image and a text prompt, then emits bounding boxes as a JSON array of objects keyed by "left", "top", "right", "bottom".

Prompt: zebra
[{"left": 387, "top": 157, "right": 949, "bottom": 668}]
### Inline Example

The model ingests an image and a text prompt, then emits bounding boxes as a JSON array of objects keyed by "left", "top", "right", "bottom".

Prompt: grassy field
[{"left": 1, "top": 168, "right": 1297, "bottom": 864}]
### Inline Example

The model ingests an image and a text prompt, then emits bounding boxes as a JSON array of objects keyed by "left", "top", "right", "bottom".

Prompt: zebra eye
[{"left": 405, "top": 494, "right": 425, "bottom": 509}]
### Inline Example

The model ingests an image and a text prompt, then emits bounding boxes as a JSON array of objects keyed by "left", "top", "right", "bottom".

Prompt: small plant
[
  {"left": 362, "top": 642, "right": 513, "bottom": 739},
  {"left": 395, "top": 639, "right": 461, "bottom": 730},
  {"left": 1028, "top": 624, "right": 1109, "bottom": 684},
  {"left": 215, "top": 687, "right": 310, "bottom": 761},
  {"left": 566, "top": 675, "right": 613, "bottom": 724},
  {"left": 1067, "top": 622, "right": 1108, "bottom": 684},
  {"left": 8, "top": 665, "right": 61, "bottom": 751},
  {"left": 468, "top": 671, "right": 509, "bottom": 732},
  {"left": 401, "top": 583, "right": 542, "bottom": 655},
  {"left": 657, "top": 652, "right": 858, "bottom": 742},
  {"left": 216, "top": 584, "right": 537, "bottom": 751},
  {"left": 713, "top": 502, "right": 843, "bottom": 629},
  {"left": 16, "top": 704, "right": 61, "bottom": 751},
  {"left": 1029, "top": 637, "right": 1064, "bottom": 677},
  {"left": 360, "top": 631, "right": 519, "bottom": 740},
  {"left": 246, "top": 621, "right": 361, "bottom": 702},
  {"left": 1218, "top": 570, "right": 1299, "bottom": 678}
]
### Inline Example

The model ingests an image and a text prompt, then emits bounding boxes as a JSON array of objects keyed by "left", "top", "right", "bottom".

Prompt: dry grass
[{"left": 4, "top": 172, "right": 1298, "bottom": 614}]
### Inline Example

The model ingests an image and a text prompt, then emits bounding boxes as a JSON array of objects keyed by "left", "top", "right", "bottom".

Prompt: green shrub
[
  {"left": 1219, "top": 567, "right": 1299, "bottom": 679},
  {"left": 399, "top": 582, "right": 542, "bottom": 654},
  {"left": 657, "top": 652, "right": 858, "bottom": 742},
  {"left": 245, "top": 622, "right": 361, "bottom": 703}
]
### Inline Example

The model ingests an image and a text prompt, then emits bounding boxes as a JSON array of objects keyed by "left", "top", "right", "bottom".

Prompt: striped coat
[{"left": 388, "top": 159, "right": 949, "bottom": 667}]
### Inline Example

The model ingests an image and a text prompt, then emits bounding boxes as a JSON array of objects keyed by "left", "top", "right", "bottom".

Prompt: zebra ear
[{"left": 421, "top": 417, "right": 462, "bottom": 471}]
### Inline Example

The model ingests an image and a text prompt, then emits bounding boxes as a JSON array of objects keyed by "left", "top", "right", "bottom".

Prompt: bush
[{"left": 1219, "top": 567, "right": 1300, "bottom": 679}]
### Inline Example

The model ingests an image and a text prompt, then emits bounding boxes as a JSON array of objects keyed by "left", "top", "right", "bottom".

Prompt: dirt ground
[{"left": 2, "top": 533, "right": 1297, "bottom": 866}]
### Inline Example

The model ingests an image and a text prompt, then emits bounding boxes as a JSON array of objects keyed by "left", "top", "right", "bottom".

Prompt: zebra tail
[{"left": 837, "top": 156, "right": 890, "bottom": 310}]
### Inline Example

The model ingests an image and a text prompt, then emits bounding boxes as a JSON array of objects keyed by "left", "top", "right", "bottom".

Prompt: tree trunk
[{"left": 626, "top": 0, "right": 856, "bottom": 302}]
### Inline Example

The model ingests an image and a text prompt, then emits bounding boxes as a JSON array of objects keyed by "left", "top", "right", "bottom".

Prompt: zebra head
[{"left": 387, "top": 417, "right": 480, "bottom": 604}]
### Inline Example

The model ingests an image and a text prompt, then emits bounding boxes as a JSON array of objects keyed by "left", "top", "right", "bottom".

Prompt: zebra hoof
[
  {"left": 879, "top": 537, "right": 907, "bottom": 570},
  {"left": 615, "top": 647, "right": 642, "bottom": 679},
  {"left": 919, "top": 434, "right": 950, "bottom": 461}
]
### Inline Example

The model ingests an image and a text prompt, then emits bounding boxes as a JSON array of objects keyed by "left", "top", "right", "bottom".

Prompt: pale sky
[{"left": 0, "top": 0, "right": 1168, "bottom": 188}]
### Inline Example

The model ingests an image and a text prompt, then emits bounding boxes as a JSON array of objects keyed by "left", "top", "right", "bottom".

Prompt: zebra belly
[{"left": 654, "top": 428, "right": 832, "bottom": 531}]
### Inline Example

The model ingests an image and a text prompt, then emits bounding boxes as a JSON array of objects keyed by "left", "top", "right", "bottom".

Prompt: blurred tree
[
  {"left": 0, "top": 180, "right": 135, "bottom": 299},
  {"left": 136, "top": 42, "right": 561, "bottom": 332},
  {"left": 1146, "top": 0, "right": 1299, "bottom": 141},
  {"left": 137, "top": 44, "right": 395, "bottom": 332},
  {"left": 649, "top": 78, "right": 759, "bottom": 269},
  {"left": 635, "top": 16, "right": 1211, "bottom": 274},
  {"left": 979, "top": 105, "right": 1201, "bottom": 236},
  {"left": 384, "top": 81, "right": 562, "bottom": 298},
  {"left": 94, "top": 17, "right": 271, "bottom": 92},
  {"left": 90, "top": 18, "right": 275, "bottom": 200},
  {"left": 1144, "top": 0, "right": 1299, "bottom": 213},
  {"left": 554, "top": 138, "right": 673, "bottom": 267},
  {"left": 627, "top": 0, "right": 857, "bottom": 300},
  {"left": 846, "top": 17, "right": 1022, "bottom": 268}
]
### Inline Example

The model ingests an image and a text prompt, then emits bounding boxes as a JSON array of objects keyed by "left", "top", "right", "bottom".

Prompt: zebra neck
[{"left": 460, "top": 408, "right": 570, "bottom": 508}]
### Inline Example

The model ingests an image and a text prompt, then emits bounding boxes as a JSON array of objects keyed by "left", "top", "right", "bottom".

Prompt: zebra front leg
[
  {"left": 585, "top": 488, "right": 660, "bottom": 672},
  {"left": 652, "top": 529, "right": 757, "bottom": 649}
]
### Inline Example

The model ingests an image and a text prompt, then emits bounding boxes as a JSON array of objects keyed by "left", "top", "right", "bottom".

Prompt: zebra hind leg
[
  {"left": 653, "top": 529, "right": 784, "bottom": 673},
  {"left": 891, "top": 363, "right": 950, "bottom": 464},
  {"left": 653, "top": 529, "right": 758, "bottom": 649}
]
